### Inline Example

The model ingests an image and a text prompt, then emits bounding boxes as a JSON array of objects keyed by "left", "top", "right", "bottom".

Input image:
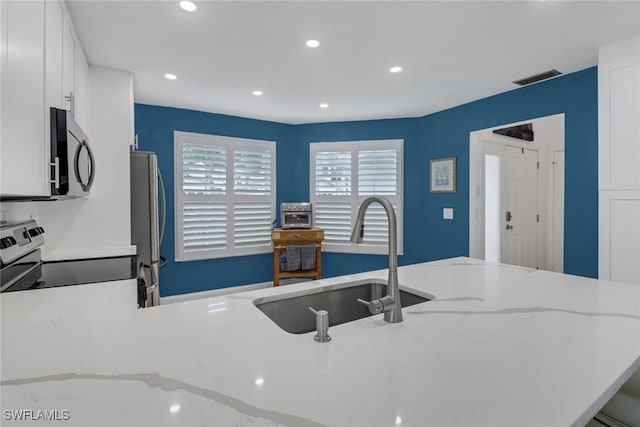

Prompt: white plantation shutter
[
  {"left": 310, "top": 140, "right": 403, "bottom": 255},
  {"left": 362, "top": 203, "right": 399, "bottom": 244},
  {"left": 175, "top": 132, "right": 275, "bottom": 261},
  {"left": 314, "top": 151, "right": 352, "bottom": 195},
  {"left": 183, "top": 201, "right": 227, "bottom": 252},
  {"left": 234, "top": 149, "right": 272, "bottom": 195},
  {"left": 182, "top": 144, "right": 226, "bottom": 195},
  {"left": 233, "top": 202, "right": 272, "bottom": 248},
  {"left": 314, "top": 202, "right": 353, "bottom": 243},
  {"left": 358, "top": 150, "right": 397, "bottom": 195}
]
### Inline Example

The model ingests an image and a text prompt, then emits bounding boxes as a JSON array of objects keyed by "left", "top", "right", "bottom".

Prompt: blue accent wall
[
  {"left": 414, "top": 67, "right": 598, "bottom": 278},
  {"left": 134, "top": 105, "right": 297, "bottom": 296},
  {"left": 135, "top": 66, "right": 598, "bottom": 296}
]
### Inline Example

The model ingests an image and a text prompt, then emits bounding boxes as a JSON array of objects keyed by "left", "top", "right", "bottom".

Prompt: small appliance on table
[{"left": 272, "top": 202, "right": 324, "bottom": 286}]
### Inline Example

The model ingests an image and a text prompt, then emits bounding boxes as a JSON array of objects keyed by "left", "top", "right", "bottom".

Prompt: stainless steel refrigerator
[{"left": 130, "top": 150, "right": 165, "bottom": 307}]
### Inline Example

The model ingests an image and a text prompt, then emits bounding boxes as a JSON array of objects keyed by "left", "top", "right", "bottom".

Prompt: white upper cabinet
[
  {"left": 1, "top": 0, "right": 48, "bottom": 198},
  {"left": 598, "top": 36, "right": 640, "bottom": 191},
  {"left": 54, "top": 0, "right": 88, "bottom": 129},
  {"left": 1, "top": 0, "right": 89, "bottom": 198}
]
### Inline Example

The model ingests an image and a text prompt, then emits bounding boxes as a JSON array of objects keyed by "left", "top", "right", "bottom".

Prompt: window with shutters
[
  {"left": 310, "top": 140, "right": 403, "bottom": 255},
  {"left": 174, "top": 131, "right": 276, "bottom": 261}
]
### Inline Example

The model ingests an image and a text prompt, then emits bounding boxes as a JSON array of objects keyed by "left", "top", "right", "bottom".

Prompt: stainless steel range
[
  {"left": 0, "top": 219, "right": 45, "bottom": 292},
  {"left": 0, "top": 219, "right": 136, "bottom": 299}
]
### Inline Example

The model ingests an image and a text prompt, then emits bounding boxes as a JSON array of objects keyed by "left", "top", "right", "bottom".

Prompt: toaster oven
[{"left": 280, "top": 203, "right": 312, "bottom": 229}]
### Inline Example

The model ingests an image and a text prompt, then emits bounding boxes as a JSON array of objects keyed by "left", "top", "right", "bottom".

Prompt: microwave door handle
[
  {"left": 73, "top": 140, "right": 95, "bottom": 191},
  {"left": 50, "top": 157, "right": 60, "bottom": 189},
  {"left": 85, "top": 141, "right": 95, "bottom": 190}
]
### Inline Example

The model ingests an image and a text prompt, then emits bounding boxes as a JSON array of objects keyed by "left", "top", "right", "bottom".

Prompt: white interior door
[{"left": 503, "top": 145, "right": 539, "bottom": 268}]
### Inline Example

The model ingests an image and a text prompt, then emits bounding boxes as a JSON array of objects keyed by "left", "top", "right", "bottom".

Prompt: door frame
[{"left": 469, "top": 114, "right": 565, "bottom": 272}]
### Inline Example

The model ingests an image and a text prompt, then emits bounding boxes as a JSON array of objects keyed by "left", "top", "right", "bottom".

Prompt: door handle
[
  {"left": 505, "top": 210, "right": 512, "bottom": 222},
  {"left": 506, "top": 224, "right": 513, "bottom": 230}
]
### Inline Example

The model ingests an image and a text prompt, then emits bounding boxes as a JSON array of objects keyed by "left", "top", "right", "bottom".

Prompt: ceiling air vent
[
  {"left": 493, "top": 123, "right": 534, "bottom": 141},
  {"left": 513, "top": 69, "right": 562, "bottom": 86}
]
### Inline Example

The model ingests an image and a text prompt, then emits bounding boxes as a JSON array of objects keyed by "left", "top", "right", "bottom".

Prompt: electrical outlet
[{"left": 443, "top": 208, "right": 454, "bottom": 220}]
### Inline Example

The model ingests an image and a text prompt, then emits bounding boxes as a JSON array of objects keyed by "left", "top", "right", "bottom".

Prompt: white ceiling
[{"left": 67, "top": 1, "right": 640, "bottom": 124}]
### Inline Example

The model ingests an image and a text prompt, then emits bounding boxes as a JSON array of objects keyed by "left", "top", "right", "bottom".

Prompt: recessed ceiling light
[
  {"left": 164, "top": 73, "right": 177, "bottom": 80},
  {"left": 169, "top": 404, "right": 181, "bottom": 414},
  {"left": 179, "top": 1, "right": 197, "bottom": 12},
  {"left": 306, "top": 40, "right": 320, "bottom": 48},
  {"left": 390, "top": 66, "right": 402, "bottom": 73},
  {"left": 320, "top": 103, "right": 329, "bottom": 109},
  {"left": 252, "top": 90, "right": 263, "bottom": 96}
]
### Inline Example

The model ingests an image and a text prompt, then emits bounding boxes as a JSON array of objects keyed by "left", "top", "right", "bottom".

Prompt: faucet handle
[
  {"left": 357, "top": 296, "right": 395, "bottom": 315},
  {"left": 357, "top": 298, "right": 384, "bottom": 314}
]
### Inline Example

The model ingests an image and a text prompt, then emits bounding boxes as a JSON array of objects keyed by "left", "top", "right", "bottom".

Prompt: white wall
[{"left": 1, "top": 65, "right": 134, "bottom": 259}]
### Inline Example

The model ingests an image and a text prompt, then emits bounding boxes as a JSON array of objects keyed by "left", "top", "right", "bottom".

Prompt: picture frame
[{"left": 430, "top": 157, "right": 456, "bottom": 193}]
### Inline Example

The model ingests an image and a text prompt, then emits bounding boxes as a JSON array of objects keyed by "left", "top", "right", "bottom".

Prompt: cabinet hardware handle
[{"left": 65, "top": 91, "right": 74, "bottom": 116}]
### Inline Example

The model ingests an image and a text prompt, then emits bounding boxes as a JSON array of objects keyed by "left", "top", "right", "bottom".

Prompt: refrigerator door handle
[
  {"left": 137, "top": 263, "right": 148, "bottom": 309},
  {"left": 149, "top": 262, "right": 160, "bottom": 307},
  {"left": 158, "top": 168, "right": 166, "bottom": 246}
]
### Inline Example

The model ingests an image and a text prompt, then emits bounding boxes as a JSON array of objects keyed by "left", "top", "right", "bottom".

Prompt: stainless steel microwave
[
  {"left": 50, "top": 107, "right": 94, "bottom": 198},
  {"left": 281, "top": 202, "right": 312, "bottom": 229}
]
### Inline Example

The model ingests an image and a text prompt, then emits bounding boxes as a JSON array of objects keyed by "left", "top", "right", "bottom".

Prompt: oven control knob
[
  {"left": 28, "top": 227, "right": 44, "bottom": 237},
  {"left": 0, "top": 237, "right": 14, "bottom": 249}
]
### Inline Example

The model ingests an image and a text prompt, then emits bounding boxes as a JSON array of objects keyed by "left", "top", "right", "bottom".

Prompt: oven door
[
  {"left": 281, "top": 211, "right": 312, "bottom": 229},
  {"left": 0, "top": 249, "right": 42, "bottom": 292}
]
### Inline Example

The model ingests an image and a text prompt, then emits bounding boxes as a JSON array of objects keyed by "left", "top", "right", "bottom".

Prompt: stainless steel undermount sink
[{"left": 253, "top": 279, "right": 433, "bottom": 334}]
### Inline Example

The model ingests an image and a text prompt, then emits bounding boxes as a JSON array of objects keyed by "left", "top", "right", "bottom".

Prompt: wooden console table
[{"left": 271, "top": 228, "right": 324, "bottom": 286}]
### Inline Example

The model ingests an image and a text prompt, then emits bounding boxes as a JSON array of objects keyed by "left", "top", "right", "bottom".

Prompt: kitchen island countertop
[{"left": 1, "top": 257, "right": 639, "bottom": 426}]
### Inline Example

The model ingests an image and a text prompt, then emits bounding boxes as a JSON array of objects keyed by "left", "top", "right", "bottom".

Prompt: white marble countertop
[{"left": 1, "top": 257, "right": 639, "bottom": 426}]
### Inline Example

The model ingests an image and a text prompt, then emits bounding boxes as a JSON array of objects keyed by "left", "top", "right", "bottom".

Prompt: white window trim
[
  {"left": 174, "top": 131, "right": 276, "bottom": 262},
  {"left": 310, "top": 139, "right": 403, "bottom": 255}
]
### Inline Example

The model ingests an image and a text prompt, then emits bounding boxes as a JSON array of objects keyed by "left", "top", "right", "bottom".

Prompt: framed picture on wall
[{"left": 430, "top": 157, "right": 456, "bottom": 193}]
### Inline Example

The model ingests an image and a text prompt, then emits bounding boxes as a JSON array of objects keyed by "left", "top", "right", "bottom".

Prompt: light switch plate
[{"left": 443, "top": 208, "right": 454, "bottom": 220}]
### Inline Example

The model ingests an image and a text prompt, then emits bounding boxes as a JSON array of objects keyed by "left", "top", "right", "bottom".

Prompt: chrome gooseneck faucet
[{"left": 350, "top": 196, "right": 403, "bottom": 323}]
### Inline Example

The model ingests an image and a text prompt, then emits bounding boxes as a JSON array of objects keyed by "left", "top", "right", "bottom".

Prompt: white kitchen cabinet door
[
  {"left": 45, "top": 0, "right": 64, "bottom": 110},
  {"left": 59, "top": 2, "right": 88, "bottom": 132},
  {"left": 599, "top": 191, "right": 640, "bottom": 285},
  {"left": 74, "top": 47, "right": 89, "bottom": 132},
  {"left": 598, "top": 37, "right": 640, "bottom": 192},
  {"left": 62, "top": 18, "right": 76, "bottom": 116},
  {"left": 0, "top": 0, "right": 50, "bottom": 198}
]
